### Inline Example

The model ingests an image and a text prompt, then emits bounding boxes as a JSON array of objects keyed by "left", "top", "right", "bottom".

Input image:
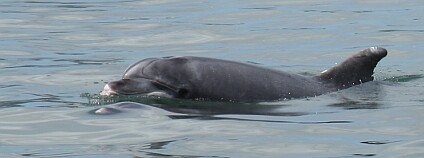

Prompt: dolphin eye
[{"left": 177, "top": 88, "right": 189, "bottom": 98}]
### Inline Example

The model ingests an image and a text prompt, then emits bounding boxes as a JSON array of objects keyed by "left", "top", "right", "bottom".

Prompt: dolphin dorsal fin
[{"left": 319, "top": 47, "right": 388, "bottom": 89}]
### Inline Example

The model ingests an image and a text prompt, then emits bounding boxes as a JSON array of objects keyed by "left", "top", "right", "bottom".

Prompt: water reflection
[
  {"left": 383, "top": 74, "right": 423, "bottom": 82},
  {"left": 169, "top": 115, "right": 352, "bottom": 124},
  {"left": 327, "top": 99, "right": 383, "bottom": 110},
  {"left": 85, "top": 98, "right": 353, "bottom": 124},
  {"left": 84, "top": 79, "right": 390, "bottom": 116},
  {"left": 85, "top": 94, "right": 304, "bottom": 116}
]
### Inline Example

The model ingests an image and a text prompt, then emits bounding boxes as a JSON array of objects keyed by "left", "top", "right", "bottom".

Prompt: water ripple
[
  {"left": 384, "top": 74, "right": 423, "bottom": 82},
  {"left": 379, "top": 29, "right": 424, "bottom": 33},
  {"left": 169, "top": 115, "right": 352, "bottom": 124}
]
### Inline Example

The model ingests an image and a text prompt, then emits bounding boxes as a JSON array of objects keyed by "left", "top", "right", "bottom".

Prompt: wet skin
[{"left": 101, "top": 47, "right": 387, "bottom": 102}]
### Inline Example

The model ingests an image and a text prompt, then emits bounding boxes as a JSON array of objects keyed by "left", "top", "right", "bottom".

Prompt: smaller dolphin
[{"left": 101, "top": 47, "right": 387, "bottom": 102}]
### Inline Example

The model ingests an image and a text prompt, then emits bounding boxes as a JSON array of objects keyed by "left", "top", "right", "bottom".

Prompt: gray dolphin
[{"left": 101, "top": 47, "right": 387, "bottom": 102}]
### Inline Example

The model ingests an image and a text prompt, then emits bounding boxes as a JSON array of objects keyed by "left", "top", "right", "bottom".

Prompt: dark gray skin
[{"left": 101, "top": 47, "right": 387, "bottom": 102}]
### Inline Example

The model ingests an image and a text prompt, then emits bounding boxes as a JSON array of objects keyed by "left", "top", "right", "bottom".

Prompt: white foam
[{"left": 100, "top": 84, "right": 117, "bottom": 96}]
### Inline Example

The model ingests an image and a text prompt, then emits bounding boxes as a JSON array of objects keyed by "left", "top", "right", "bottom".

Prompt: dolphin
[{"left": 100, "top": 47, "right": 387, "bottom": 102}]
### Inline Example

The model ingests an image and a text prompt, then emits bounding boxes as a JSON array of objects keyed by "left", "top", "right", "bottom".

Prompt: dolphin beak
[{"left": 100, "top": 84, "right": 118, "bottom": 96}]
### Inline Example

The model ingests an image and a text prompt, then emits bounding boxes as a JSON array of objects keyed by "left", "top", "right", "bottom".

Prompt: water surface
[{"left": 1, "top": 0, "right": 424, "bottom": 157}]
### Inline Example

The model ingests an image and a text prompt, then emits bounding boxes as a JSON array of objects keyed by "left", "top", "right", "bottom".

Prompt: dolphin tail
[{"left": 318, "top": 47, "right": 388, "bottom": 89}]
